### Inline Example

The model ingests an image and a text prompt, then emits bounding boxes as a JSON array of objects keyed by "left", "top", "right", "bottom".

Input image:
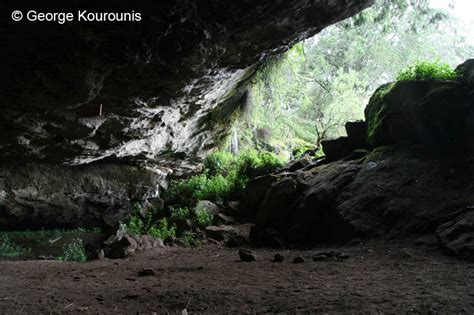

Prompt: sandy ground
[{"left": 0, "top": 239, "right": 473, "bottom": 314}]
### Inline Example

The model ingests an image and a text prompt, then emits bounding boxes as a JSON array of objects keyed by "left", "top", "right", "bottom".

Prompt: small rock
[
  {"left": 215, "top": 213, "right": 236, "bottom": 225},
  {"left": 137, "top": 268, "right": 155, "bottom": 277},
  {"left": 273, "top": 254, "right": 284, "bottom": 262},
  {"left": 239, "top": 249, "right": 257, "bottom": 262},
  {"left": 337, "top": 253, "right": 350, "bottom": 260},
  {"left": 292, "top": 256, "right": 305, "bottom": 263},
  {"left": 312, "top": 254, "right": 328, "bottom": 262}
]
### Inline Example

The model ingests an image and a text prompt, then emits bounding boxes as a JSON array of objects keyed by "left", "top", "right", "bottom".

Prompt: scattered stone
[
  {"left": 195, "top": 200, "right": 221, "bottom": 216},
  {"left": 436, "top": 210, "right": 474, "bottom": 262},
  {"left": 273, "top": 254, "right": 284, "bottom": 263},
  {"left": 337, "top": 253, "right": 350, "bottom": 260},
  {"left": 137, "top": 268, "right": 155, "bottom": 277},
  {"left": 239, "top": 249, "right": 257, "bottom": 262},
  {"left": 284, "top": 157, "right": 312, "bottom": 172},
  {"left": 215, "top": 213, "right": 236, "bottom": 225},
  {"left": 312, "top": 254, "right": 328, "bottom": 262},
  {"left": 224, "top": 201, "right": 242, "bottom": 217},
  {"left": 103, "top": 233, "right": 164, "bottom": 259},
  {"left": 321, "top": 137, "right": 353, "bottom": 162},
  {"left": 205, "top": 224, "right": 253, "bottom": 247},
  {"left": 164, "top": 236, "right": 179, "bottom": 246},
  {"left": 205, "top": 225, "right": 236, "bottom": 241},
  {"left": 292, "top": 256, "right": 305, "bottom": 263}
]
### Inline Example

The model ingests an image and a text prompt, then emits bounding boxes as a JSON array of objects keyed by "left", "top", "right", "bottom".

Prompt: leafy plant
[
  {"left": 170, "top": 206, "right": 191, "bottom": 220},
  {"left": 126, "top": 215, "right": 145, "bottom": 235},
  {"left": 148, "top": 218, "right": 177, "bottom": 240},
  {"left": 165, "top": 150, "right": 284, "bottom": 206},
  {"left": 58, "top": 238, "right": 87, "bottom": 262},
  {"left": 194, "top": 208, "right": 214, "bottom": 229},
  {"left": 203, "top": 151, "right": 234, "bottom": 176},
  {"left": 396, "top": 60, "right": 459, "bottom": 81},
  {"left": 0, "top": 235, "right": 29, "bottom": 258},
  {"left": 125, "top": 212, "right": 177, "bottom": 240},
  {"left": 180, "top": 232, "right": 201, "bottom": 247}
]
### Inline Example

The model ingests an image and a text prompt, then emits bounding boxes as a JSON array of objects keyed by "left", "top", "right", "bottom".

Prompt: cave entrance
[{"left": 227, "top": 0, "right": 474, "bottom": 160}]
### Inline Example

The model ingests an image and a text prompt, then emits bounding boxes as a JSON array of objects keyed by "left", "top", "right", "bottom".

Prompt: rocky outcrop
[
  {"left": 365, "top": 81, "right": 471, "bottom": 148},
  {"left": 436, "top": 210, "right": 474, "bottom": 261},
  {"left": 242, "top": 61, "right": 474, "bottom": 261},
  {"left": 0, "top": 163, "right": 163, "bottom": 230},
  {"left": 321, "top": 121, "right": 367, "bottom": 162},
  {"left": 456, "top": 59, "right": 474, "bottom": 89},
  {"left": 244, "top": 144, "right": 474, "bottom": 259}
]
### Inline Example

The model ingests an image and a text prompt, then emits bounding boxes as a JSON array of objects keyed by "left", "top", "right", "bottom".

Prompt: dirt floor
[{"left": 0, "top": 239, "right": 473, "bottom": 314}]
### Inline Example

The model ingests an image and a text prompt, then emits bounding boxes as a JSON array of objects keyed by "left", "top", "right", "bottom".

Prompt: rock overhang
[{"left": 0, "top": 0, "right": 373, "bottom": 172}]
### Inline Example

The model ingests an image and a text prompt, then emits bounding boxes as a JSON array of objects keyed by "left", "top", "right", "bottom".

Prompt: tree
[{"left": 234, "top": 0, "right": 474, "bottom": 155}]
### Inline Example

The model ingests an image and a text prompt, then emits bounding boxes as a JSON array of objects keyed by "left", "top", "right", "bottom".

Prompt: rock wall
[{"left": 0, "top": 163, "right": 164, "bottom": 230}]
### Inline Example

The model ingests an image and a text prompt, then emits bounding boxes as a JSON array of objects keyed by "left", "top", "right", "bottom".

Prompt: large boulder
[
  {"left": 255, "top": 176, "right": 300, "bottom": 228},
  {"left": 321, "top": 137, "right": 353, "bottom": 162},
  {"left": 456, "top": 59, "right": 474, "bottom": 90},
  {"left": 436, "top": 210, "right": 474, "bottom": 262},
  {"left": 365, "top": 81, "right": 471, "bottom": 148}
]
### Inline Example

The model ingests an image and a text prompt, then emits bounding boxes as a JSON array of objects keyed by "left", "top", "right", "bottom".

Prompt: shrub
[
  {"left": 180, "top": 232, "right": 201, "bottom": 247},
  {"left": 59, "top": 238, "right": 87, "bottom": 262},
  {"left": 125, "top": 213, "right": 177, "bottom": 240},
  {"left": 148, "top": 218, "right": 177, "bottom": 240},
  {"left": 127, "top": 215, "right": 145, "bottom": 235},
  {"left": 203, "top": 151, "right": 234, "bottom": 176},
  {"left": 0, "top": 235, "right": 28, "bottom": 258},
  {"left": 170, "top": 206, "right": 191, "bottom": 220},
  {"left": 194, "top": 208, "right": 214, "bottom": 229},
  {"left": 166, "top": 150, "right": 284, "bottom": 206},
  {"left": 396, "top": 60, "right": 459, "bottom": 81}
]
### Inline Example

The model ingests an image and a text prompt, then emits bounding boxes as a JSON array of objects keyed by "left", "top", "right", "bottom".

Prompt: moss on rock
[{"left": 364, "top": 82, "right": 395, "bottom": 148}]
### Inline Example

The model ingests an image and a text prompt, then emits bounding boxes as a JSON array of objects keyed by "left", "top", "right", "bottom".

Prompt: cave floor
[{"left": 0, "top": 239, "right": 473, "bottom": 314}]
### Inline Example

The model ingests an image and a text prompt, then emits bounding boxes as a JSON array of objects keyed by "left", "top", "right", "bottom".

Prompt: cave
[{"left": 1, "top": 0, "right": 474, "bottom": 313}]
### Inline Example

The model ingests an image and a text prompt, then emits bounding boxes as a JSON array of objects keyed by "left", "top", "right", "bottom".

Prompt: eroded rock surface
[
  {"left": 1, "top": 0, "right": 372, "bottom": 166},
  {"left": 0, "top": 163, "right": 163, "bottom": 229}
]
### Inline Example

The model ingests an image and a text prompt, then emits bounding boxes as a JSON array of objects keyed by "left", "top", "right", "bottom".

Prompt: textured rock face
[
  {"left": 1, "top": 0, "right": 372, "bottom": 167},
  {"left": 244, "top": 145, "right": 474, "bottom": 256},
  {"left": 365, "top": 81, "right": 471, "bottom": 148},
  {"left": 0, "top": 164, "right": 163, "bottom": 229}
]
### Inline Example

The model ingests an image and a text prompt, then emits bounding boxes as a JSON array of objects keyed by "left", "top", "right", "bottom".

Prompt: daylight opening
[{"left": 227, "top": 0, "right": 474, "bottom": 160}]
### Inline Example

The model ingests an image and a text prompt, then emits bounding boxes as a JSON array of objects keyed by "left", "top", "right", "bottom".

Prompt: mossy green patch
[{"left": 365, "top": 82, "right": 395, "bottom": 148}]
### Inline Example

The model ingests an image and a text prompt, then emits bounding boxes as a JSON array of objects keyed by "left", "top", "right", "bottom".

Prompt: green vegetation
[
  {"left": 396, "top": 61, "right": 459, "bottom": 81},
  {"left": 230, "top": 0, "right": 474, "bottom": 156},
  {"left": 119, "top": 149, "right": 283, "bottom": 244},
  {"left": 194, "top": 208, "right": 214, "bottom": 229},
  {"left": 166, "top": 150, "right": 284, "bottom": 206},
  {"left": 148, "top": 218, "right": 177, "bottom": 240},
  {"left": 58, "top": 238, "right": 87, "bottom": 262},
  {"left": 0, "top": 235, "right": 29, "bottom": 258},
  {"left": 180, "top": 232, "right": 201, "bottom": 247},
  {"left": 365, "top": 83, "right": 395, "bottom": 147},
  {"left": 125, "top": 213, "right": 177, "bottom": 240}
]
